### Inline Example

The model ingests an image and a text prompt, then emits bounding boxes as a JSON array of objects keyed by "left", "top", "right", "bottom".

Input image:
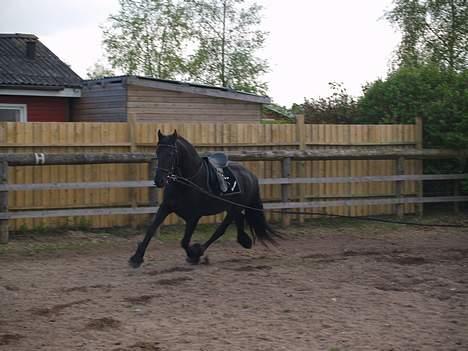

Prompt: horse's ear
[
  {"left": 157, "top": 130, "right": 163, "bottom": 140},
  {"left": 173, "top": 129, "right": 178, "bottom": 138}
]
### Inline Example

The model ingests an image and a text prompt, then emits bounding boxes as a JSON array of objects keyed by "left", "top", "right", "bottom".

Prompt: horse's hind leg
[{"left": 234, "top": 211, "right": 253, "bottom": 249}]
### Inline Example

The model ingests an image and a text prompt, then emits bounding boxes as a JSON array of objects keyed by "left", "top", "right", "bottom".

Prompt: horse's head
[{"left": 154, "top": 130, "right": 178, "bottom": 188}]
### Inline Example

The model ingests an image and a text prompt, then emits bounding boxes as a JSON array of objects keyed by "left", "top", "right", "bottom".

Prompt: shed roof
[
  {"left": 84, "top": 75, "right": 271, "bottom": 104},
  {"left": 0, "top": 33, "right": 82, "bottom": 90}
]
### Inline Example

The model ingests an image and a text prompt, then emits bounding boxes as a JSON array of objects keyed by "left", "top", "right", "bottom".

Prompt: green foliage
[
  {"left": 386, "top": 0, "right": 468, "bottom": 71},
  {"left": 357, "top": 64, "right": 468, "bottom": 148},
  {"left": 185, "top": 0, "right": 269, "bottom": 94},
  {"left": 101, "top": 0, "right": 269, "bottom": 93},
  {"left": 293, "top": 82, "right": 360, "bottom": 124},
  {"left": 102, "top": 0, "right": 190, "bottom": 79}
]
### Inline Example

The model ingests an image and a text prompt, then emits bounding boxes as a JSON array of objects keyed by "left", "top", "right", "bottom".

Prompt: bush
[
  {"left": 357, "top": 65, "right": 468, "bottom": 148},
  {"left": 293, "top": 82, "right": 360, "bottom": 124}
]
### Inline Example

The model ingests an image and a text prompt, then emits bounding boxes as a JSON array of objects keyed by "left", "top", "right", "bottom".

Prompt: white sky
[{"left": 0, "top": 0, "right": 400, "bottom": 106}]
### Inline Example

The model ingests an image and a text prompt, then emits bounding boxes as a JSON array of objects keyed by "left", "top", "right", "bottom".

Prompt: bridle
[
  {"left": 155, "top": 142, "right": 204, "bottom": 182},
  {"left": 155, "top": 143, "right": 179, "bottom": 181}
]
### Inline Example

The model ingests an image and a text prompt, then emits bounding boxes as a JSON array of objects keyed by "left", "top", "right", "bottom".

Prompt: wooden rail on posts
[
  {"left": 0, "top": 120, "right": 424, "bottom": 230},
  {"left": 0, "top": 148, "right": 467, "bottom": 243}
]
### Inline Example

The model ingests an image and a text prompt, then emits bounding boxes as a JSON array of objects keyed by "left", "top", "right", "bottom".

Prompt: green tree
[
  {"left": 185, "top": 0, "right": 269, "bottom": 93},
  {"left": 102, "top": 0, "right": 190, "bottom": 78},
  {"left": 386, "top": 0, "right": 468, "bottom": 71},
  {"left": 358, "top": 64, "right": 468, "bottom": 148}
]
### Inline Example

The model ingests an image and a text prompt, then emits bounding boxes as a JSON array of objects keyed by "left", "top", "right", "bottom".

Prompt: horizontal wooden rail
[
  {"left": 0, "top": 148, "right": 467, "bottom": 165},
  {"left": 2, "top": 196, "right": 467, "bottom": 220},
  {"left": 0, "top": 141, "right": 418, "bottom": 149},
  {"left": 264, "top": 196, "right": 468, "bottom": 210},
  {"left": 1, "top": 173, "right": 466, "bottom": 191},
  {"left": 259, "top": 173, "right": 468, "bottom": 185},
  {"left": 0, "top": 147, "right": 466, "bottom": 243},
  {"left": 0, "top": 143, "right": 132, "bottom": 148}
]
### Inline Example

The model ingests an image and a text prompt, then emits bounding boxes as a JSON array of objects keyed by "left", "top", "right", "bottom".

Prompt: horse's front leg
[
  {"left": 181, "top": 216, "right": 201, "bottom": 264},
  {"left": 188, "top": 213, "right": 233, "bottom": 264},
  {"left": 129, "top": 205, "right": 171, "bottom": 268}
]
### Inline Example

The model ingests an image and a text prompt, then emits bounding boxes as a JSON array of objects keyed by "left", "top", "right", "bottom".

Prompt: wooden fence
[
  {"left": 1, "top": 148, "right": 467, "bottom": 243},
  {"left": 0, "top": 117, "right": 426, "bottom": 231}
]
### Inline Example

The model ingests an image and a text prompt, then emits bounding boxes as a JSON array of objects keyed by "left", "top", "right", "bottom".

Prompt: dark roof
[
  {"left": 0, "top": 33, "right": 82, "bottom": 90},
  {"left": 84, "top": 75, "right": 271, "bottom": 104}
]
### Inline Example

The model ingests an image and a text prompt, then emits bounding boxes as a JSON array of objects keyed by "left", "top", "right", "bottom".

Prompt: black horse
[{"left": 129, "top": 130, "right": 278, "bottom": 268}]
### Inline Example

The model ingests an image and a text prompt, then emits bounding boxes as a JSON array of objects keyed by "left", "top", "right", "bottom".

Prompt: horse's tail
[{"left": 245, "top": 191, "right": 280, "bottom": 245}]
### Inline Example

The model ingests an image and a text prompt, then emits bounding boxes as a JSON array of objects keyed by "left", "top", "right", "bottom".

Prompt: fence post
[
  {"left": 281, "top": 157, "right": 291, "bottom": 227},
  {"left": 0, "top": 161, "right": 9, "bottom": 244},
  {"left": 415, "top": 117, "right": 424, "bottom": 217},
  {"left": 147, "top": 158, "right": 161, "bottom": 234},
  {"left": 454, "top": 158, "right": 466, "bottom": 214},
  {"left": 128, "top": 113, "right": 139, "bottom": 228},
  {"left": 148, "top": 159, "right": 158, "bottom": 208},
  {"left": 296, "top": 115, "right": 306, "bottom": 224},
  {"left": 395, "top": 156, "right": 405, "bottom": 218}
]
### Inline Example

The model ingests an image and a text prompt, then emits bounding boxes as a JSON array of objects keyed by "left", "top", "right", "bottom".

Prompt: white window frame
[{"left": 0, "top": 104, "right": 28, "bottom": 122}]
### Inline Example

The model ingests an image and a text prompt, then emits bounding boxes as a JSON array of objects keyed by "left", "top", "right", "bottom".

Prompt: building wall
[
  {"left": 127, "top": 85, "right": 262, "bottom": 122},
  {"left": 71, "top": 79, "right": 263, "bottom": 123},
  {"left": 0, "top": 95, "right": 69, "bottom": 122},
  {"left": 71, "top": 80, "right": 127, "bottom": 122}
]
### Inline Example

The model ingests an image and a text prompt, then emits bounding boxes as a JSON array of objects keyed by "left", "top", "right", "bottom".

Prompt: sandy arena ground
[{"left": 1, "top": 218, "right": 467, "bottom": 351}]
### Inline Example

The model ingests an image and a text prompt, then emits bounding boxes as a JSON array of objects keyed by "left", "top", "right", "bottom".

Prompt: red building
[{"left": 0, "top": 33, "right": 82, "bottom": 122}]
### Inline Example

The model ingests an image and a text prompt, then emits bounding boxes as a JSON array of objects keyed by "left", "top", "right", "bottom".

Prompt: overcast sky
[{"left": 1, "top": 0, "right": 400, "bottom": 106}]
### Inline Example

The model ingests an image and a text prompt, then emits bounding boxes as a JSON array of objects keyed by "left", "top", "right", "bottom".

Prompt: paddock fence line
[
  {"left": 0, "top": 117, "right": 426, "bottom": 233},
  {"left": 1, "top": 148, "right": 467, "bottom": 243}
]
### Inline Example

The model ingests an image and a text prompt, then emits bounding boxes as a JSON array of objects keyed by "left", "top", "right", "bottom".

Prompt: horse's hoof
[
  {"left": 186, "top": 256, "right": 201, "bottom": 265},
  {"left": 129, "top": 255, "right": 143, "bottom": 269},
  {"left": 186, "top": 243, "right": 203, "bottom": 264},
  {"left": 238, "top": 232, "right": 253, "bottom": 249}
]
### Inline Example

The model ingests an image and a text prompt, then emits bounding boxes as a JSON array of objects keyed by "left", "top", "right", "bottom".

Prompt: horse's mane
[{"left": 175, "top": 135, "right": 199, "bottom": 158}]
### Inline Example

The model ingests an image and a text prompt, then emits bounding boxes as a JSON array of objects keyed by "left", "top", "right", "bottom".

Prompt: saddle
[{"left": 204, "top": 153, "right": 240, "bottom": 195}]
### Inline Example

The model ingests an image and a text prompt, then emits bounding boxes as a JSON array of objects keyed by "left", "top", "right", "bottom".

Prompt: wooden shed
[{"left": 71, "top": 76, "right": 270, "bottom": 123}]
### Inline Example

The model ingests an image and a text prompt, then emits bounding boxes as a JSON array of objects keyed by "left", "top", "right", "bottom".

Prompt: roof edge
[
  {"left": 128, "top": 76, "right": 271, "bottom": 104},
  {"left": 0, "top": 33, "right": 38, "bottom": 39}
]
